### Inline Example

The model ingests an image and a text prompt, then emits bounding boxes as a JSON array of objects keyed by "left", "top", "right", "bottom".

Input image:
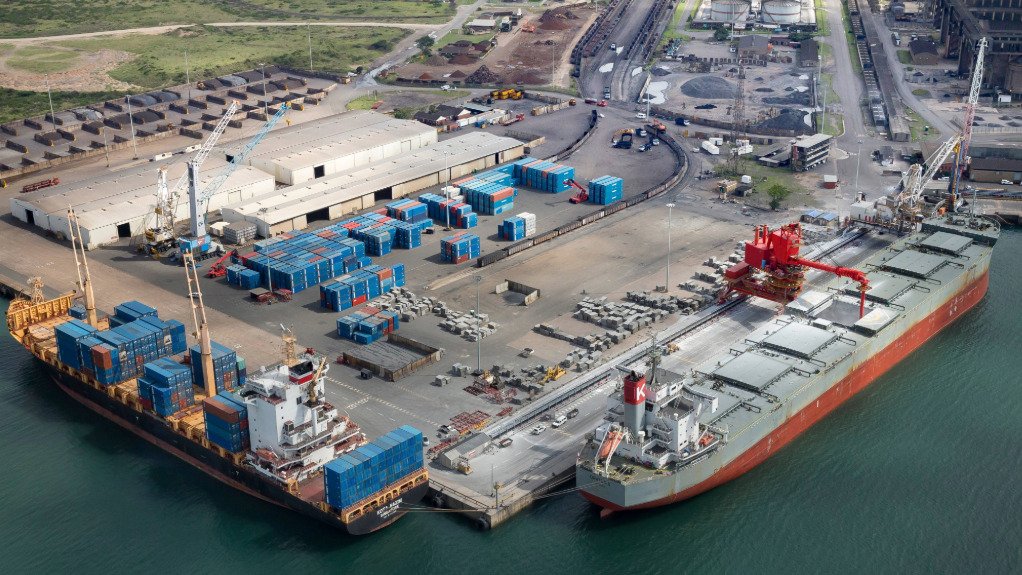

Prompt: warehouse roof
[
  {"left": 793, "top": 133, "right": 832, "bottom": 149},
  {"left": 224, "top": 132, "right": 524, "bottom": 225},
  {"left": 15, "top": 157, "right": 273, "bottom": 229},
  {"left": 246, "top": 110, "right": 436, "bottom": 172}
]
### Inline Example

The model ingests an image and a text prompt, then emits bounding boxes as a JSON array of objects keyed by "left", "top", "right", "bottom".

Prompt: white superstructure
[{"left": 242, "top": 358, "right": 364, "bottom": 483}]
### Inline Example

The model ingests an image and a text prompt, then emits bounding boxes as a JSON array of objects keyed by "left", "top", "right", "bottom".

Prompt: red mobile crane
[
  {"left": 205, "top": 249, "right": 239, "bottom": 278},
  {"left": 568, "top": 179, "right": 589, "bottom": 204},
  {"left": 720, "top": 223, "right": 870, "bottom": 318}
]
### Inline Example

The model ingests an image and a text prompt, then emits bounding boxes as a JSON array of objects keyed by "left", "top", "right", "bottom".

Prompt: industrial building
[
  {"left": 696, "top": 0, "right": 815, "bottom": 27},
  {"left": 791, "top": 133, "right": 832, "bottom": 172},
  {"left": 221, "top": 132, "right": 525, "bottom": 237},
  {"left": 9, "top": 158, "right": 274, "bottom": 249},
  {"left": 933, "top": 0, "right": 1022, "bottom": 97},
  {"left": 244, "top": 111, "right": 438, "bottom": 185}
]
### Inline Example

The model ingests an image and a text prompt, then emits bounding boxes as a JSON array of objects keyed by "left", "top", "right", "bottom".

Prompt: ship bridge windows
[
  {"left": 760, "top": 322, "right": 838, "bottom": 359},
  {"left": 845, "top": 272, "right": 917, "bottom": 305},
  {"left": 918, "top": 231, "right": 972, "bottom": 255},
  {"left": 880, "top": 250, "right": 948, "bottom": 279},
  {"left": 705, "top": 352, "right": 790, "bottom": 393}
]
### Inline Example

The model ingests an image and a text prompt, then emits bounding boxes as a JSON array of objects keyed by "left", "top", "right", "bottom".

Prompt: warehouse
[
  {"left": 10, "top": 157, "right": 274, "bottom": 249},
  {"left": 244, "top": 111, "right": 438, "bottom": 185},
  {"left": 221, "top": 132, "right": 525, "bottom": 237}
]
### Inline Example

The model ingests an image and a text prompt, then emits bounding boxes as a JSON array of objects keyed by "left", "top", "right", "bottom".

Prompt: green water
[{"left": 2, "top": 229, "right": 1021, "bottom": 574}]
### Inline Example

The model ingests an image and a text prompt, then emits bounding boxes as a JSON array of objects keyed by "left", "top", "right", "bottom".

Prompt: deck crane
[
  {"left": 183, "top": 251, "right": 217, "bottom": 398},
  {"left": 720, "top": 222, "right": 871, "bottom": 318},
  {"left": 882, "top": 134, "right": 962, "bottom": 225},
  {"left": 67, "top": 208, "right": 98, "bottom": 327},
  {"left": 141, "top": 100, "right": 240, "bottom": 256},
  {"left": 177, "top": 102, "right": 291, "bottom": 261},
  {"left": 947, "top": 36, "right": 987, "bottom": 212}
]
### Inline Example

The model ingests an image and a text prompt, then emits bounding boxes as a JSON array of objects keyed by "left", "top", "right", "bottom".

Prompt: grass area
[
  {"left": 0, "top": 43, "right": 14, "bottom": 55},
  {"left": 912, "top": 88, "right": 931, "bottom": 98},
  {"left": 59, "top": 25, "right": 409, "bottom": 89},
  {"left": 347, "top": 94, "right": 382, "bottom": 110},
  {"left": 7, "top": 46, "right": 79, "bottom": 74},
  {"left": 845, "top": 31, "right": 862, "bottom": 76},
  {"left": 346, "top": 89, "right": 470, "bottom": 111},
  {"left": 0, "top": 0, "right": 458, "bottom": 38},
  {"left": 435, "top": 30, "right": 495, "bottom": 49},
  {"left": 0, "top": 87, "right": 127, "bottom": 124},
  {"left": 903, "top": 107, "right": 933, "bottom": 142},
  {"left": 818, "top": 73, "right": 844, "bottom": 137},
  {"left": 896, "top": 49, "right": 912, "bottom": 65},
  {"left": 655, "top": 0, "right": 689, "bottom": 53},
  {"left": 814, "top": 0, "right": 829, "bottom": 36},
  {"left": 717, "top": 161, "right": 812, "bottom": 210}
]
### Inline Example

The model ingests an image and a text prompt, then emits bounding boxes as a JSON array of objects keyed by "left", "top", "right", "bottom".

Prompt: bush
[
  {"left": 767, "top": 184, "right": 792, "bottom": 210},
  {"left": 713, "top": 26, "right": 730, "bottom": 42}
]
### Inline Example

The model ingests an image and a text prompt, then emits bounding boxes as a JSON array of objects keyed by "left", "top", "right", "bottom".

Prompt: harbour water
[{"left": 1, "top": 228, "right": 1020, "bottom": 574}]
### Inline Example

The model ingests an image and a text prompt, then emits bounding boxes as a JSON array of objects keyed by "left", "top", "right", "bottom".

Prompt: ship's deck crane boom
[{"left": 949, "top": 36, "right": 987, "bottom": 210}]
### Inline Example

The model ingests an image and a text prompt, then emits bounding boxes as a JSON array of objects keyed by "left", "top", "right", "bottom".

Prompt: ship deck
[{"left": 592, "top": 217, "right": 998, "bottom": 486}]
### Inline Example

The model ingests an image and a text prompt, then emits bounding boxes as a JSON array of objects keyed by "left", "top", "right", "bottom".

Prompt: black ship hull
[{"left": 44, "top": 362, "right": 427, "bottom": 535}]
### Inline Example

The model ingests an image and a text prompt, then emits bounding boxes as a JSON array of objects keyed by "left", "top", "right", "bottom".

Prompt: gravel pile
[
  {"left": 680, "top": 76, "right": 737, "bottom": 99},
  {"left": 754, "top": 108, "right": 813, "bottom": 133}
]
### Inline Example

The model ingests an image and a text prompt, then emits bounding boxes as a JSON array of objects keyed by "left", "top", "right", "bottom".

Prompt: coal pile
[
  {"left": 466, "top": 65, "right": 501, "bottom": 84},
  {"left": 754, "top": 108, "right": 813, "bottom": 134},
  {"left": 680, "top": 76, "right": 737, "bottom": 99},
  {"left": 763, "top": 92, "right": 811, "bottom": 106}
]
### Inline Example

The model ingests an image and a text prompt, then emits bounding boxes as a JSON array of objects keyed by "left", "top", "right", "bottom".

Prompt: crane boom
[
  {"left": 896, "top": 134, "right": 960, "bottom": 211},
  {"left": 949, "top": 36, "right": 987, "bottom": 211},
  {"left": 169, "top": 100, "right": 240, "bottom": 213}
]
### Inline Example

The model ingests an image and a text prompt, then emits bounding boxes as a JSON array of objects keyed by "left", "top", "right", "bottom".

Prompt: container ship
[
  {"left": 4, "top": 210, "right": 428, "bottom": 535},
  {"left": 577, "top": 215, "right": 999, "bottom": 514}
]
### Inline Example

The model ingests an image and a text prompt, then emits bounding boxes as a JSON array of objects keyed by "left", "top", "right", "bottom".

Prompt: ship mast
[
  {"left": 281, "top": 325, "right": 298, "bottom": 367},
  {"left": 27, "top": 277, "right": 45, "bottom": 305},
  {"left": 67, "top": 208, "right": 98, "bottom": 327},
  {"left": 183, "top": 251, "right": 217, "bottom": 397}
]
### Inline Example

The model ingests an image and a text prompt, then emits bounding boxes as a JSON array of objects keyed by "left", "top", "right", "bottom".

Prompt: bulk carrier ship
[
  {"left": 577, "top": 215, "right": 999, "bottom": 514},
  {"left": 4, "top": 210, "right": 428, "bottom": 535}
]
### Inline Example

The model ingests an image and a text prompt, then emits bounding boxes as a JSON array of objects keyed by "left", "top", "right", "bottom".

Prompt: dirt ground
[
  {"left": 0, "top": 46, "right": 136, "bottom": 91},
  {"left": 394, "top": 4, "right": 596, "bottom": 87}
]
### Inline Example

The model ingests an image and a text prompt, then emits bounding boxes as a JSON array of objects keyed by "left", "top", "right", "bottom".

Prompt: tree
[
  {"left": 713, "top": 26, "right": 730, "bottom": 42},
  {"left": 416, "top": 35, "right": 436, "bottom": 55},
  {"left": 767, "top": 184, "right": 791, "bottom": 210}
]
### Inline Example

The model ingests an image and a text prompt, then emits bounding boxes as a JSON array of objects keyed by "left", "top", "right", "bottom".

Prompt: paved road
[{"left": 866, "top": 10, "right": 954, "bottom": 137}]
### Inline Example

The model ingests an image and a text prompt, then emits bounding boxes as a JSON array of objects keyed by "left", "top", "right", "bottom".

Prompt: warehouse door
[
  {"left": 25, "top": 210, "right": 34, "bottom": 226},
  {"left": 306, "top": 207, "right": 329, "bottom": 223},
  {"left": 374, "top": 187, "right": 393, "bottom": 201},
  {"left": 314, "top": 165, "right": 325, "bottom": 178},
  {"left": 117, "top": 222, "right": 131, "bottom": 238}
]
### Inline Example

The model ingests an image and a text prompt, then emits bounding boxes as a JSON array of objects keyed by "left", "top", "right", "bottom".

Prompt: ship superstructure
[{"left": 578, "top": 215, "right": 999, "bottom": 514}]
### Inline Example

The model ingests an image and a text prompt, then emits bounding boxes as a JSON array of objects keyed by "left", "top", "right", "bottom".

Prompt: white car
[
  {"left": 441, "top": 84, "right": 452, "bottom": 91},
  {"left": 551, "top": 414, "right": 567, "bottom": 428},
  {"left": 531, "top": 424, "right": 547, "bottom": 435},
  {"left": 636, "top": 112, "right": 647, "bottom": 119},
  {"left": 1001, "top": 179, "right": 1014, "bottom": 185}
]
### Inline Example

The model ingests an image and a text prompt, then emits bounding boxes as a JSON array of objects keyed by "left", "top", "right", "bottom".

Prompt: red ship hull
[{"left": 584, "top": 270, "right": 989, "bottom": 513}]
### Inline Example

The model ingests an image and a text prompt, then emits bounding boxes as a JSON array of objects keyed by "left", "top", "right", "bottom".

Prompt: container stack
[
  {"left": 202, "top": 391, "right": 250, "bottom": 453},
  {"left": 86, "top": 315, "right": 186, "bottom": 385},
  {"left": 55, "top": 319, "right": 98, "bottom": 370},
  {"left": 441, "top": 233, "right": 481, "bottom": 264},
  {"left": 588, "top": 176, "right": 624, "bottom": 205},
  {"left": 109, "top": 300, "right": 157, "bottom": 328},
  {"left": 385, "top": 199, "right": 429, "bottom": 223},
  {"left": 417, "top": 193, "right": 477, "bottom": 228},
  {"left": 459, "top": 178, "right": 516, "bottom": 216},
  {"left": 499, "top": 216, "right": 527, "bottom": 241},
  {"left": 319, "top": 263, "right": 406, "bottom": 311},
  {"left": 324, "top": 426, "right": 424, "bottom": 511},
  {"left": 520, "top": 159, "right": 575, "bottom": 193},
  {"left": 223, "top": 221, "right": 257, "bottom": 245},
  {"left": 189, "top": 341, "right": 240, "bottom": 393},
  {"left": 225, "top": 265, "right": 262, "bottom": 290},
  {"left": 137, "top": 357, "right": 195, "bottom": 416},
  {"left": 335, "top": 307, "right": 401, "bottom": 344}
]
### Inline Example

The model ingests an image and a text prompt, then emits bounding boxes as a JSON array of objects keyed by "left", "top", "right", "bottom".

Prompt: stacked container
[
  {"left": 459, "top": 178, "right": 516, "bottom": 216},
  {"left": 588, "top": 175, "right": 624, "bottom": 205},
  {"left": 109, "top": 300, "right": 157, "bottom": 328},
  {"left": 440, "top": 233, "right": 481, "bottom": 264},
  {"left": 324, "top": 426, "right": 424, "bottom": 511},
  {"left": 499, "top": 212, "right": 536, "bottom": 241},
  {"left": 92, "top": 319, "right": 173, "bottom": 385},
  {"left": 202, "top": 391, "right": 250, "bottom": 453},
  {"left": 189, "top": 341, "right": 240, "bottom": 393},
  {"left": 385, "top": 199, "right": 429, "bottom": 223},
  {"left": 55, "top": 319, "right": 98, "bottom": 370},
  {"left": 319, "top": 263, "right": 406, "bottom": 312},
  {"left": 336, "top": 307, "right": 400, "bottom": 344},
  {"left": 417, "top": 194, "right": 478, "bottom": 229},
  {"left": 520, "top": 160, "right": 575, "bottom": 193},
  {"left": 137, "top": 357, "right": 195, "bottom": 416}
]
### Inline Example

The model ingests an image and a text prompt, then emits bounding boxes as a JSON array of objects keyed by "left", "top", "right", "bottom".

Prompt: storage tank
[
  {"left": 761, "top": 0, "right": 802, "bottom": 25},
  {"left": 710, "top": 0, "right": 751, "bottom": 22}
]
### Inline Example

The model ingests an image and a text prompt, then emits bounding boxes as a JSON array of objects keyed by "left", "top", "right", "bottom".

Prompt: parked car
[
  {"left": 1001, "top": 179, "right": 1014, "bottom": 185},
  {"left": 609, "top": 43, "right": 617, "bottom": 51},
  {"left": 636, "top": 112, "right": 647, "bottom": 119},
  {"left": 531, "top": 424, "right": 547, "bottom": 435},
  {"left": 551, "top": 414, "right": 567, "bottom": 428},
  {"left": 499, "top": 437, "right": 513, "bottom": 448},
  {"left": 597, "top": 100, "right": 608, "bottom": 107},
  {"left": 652, "top": 138, "right": 661, "bottom": 146},
  {"left": 567, "top": 408, "right": 580, "bottom": 419},
  {"left": 638, "top": 143, "right": 651, "bottom": 152}
]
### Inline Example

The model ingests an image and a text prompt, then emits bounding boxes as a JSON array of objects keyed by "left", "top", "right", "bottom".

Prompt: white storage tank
[
  {"left": 710, "top": 0, "right": 751, "bottom": 22},
  {"left": 761, "top": 0, "right": 802, "bottom": 25}
]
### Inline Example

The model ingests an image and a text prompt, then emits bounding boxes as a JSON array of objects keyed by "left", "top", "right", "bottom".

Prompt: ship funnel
[{"left": 622, "top": 370, "right": 647, "bottom": 437}]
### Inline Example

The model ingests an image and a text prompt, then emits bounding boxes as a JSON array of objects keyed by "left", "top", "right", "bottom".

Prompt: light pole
[
  {"left": 818, "top": 55, "right": 826, "bottom": 132},
  {"left": 444, "top": 152, "right": 452, "bottom": 230},
  {"left": 261, "top": 63, "right": 268, "bottom": 117},
  {"left": 854, "top": 135, "right": 863, "bottom": 197},
  {"left": 45, "top": 74, "right": 56, "bottom": 133},
  {"left": 665, "top": 202, "right": 675, "bottom": 292},
  {"left": 184, "top": 50, "right": 191, "bottom": 100},
  {"left": 475, "top": 275, "right": 482, "bottom": 372},
  {"left": 307, "top": 23, "right": 314, "bottom": 72},
  {"left": 124, "top": 95, "right": 139, "bottom": 159}
]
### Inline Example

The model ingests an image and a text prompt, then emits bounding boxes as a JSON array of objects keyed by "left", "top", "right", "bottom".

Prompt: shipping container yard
[{"left": 1, "top": 0, "right": 1014, "bottom": 544}]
